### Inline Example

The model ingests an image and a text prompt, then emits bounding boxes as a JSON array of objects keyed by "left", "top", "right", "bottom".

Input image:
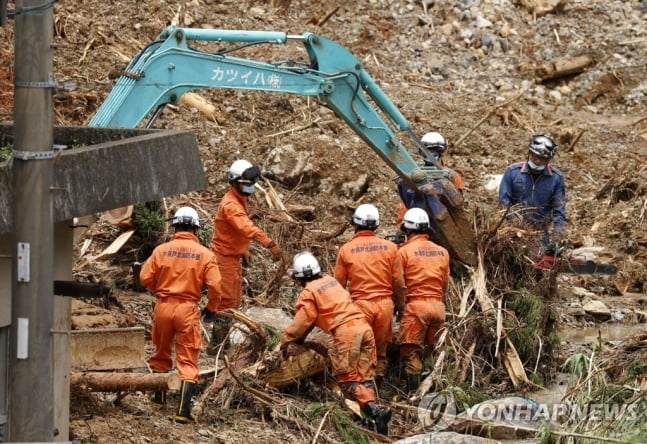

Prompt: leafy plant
[
  {"left": 561, "top": 353, "right": 590, "bottom": 379},
  {"left": 132, "top": 202, "right": 165, "bottom": 244},
  {"left": 0, "top": 142, "right": 12, "bottom": 162},
  {"left": 329, "top": 405, "right": 370, "bottom": 444},
  {"left": 503, "top": 288, "right": 561, "bottom": 383}
]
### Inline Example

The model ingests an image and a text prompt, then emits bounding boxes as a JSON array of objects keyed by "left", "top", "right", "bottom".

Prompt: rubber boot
[
  {"left": 362, "top": 401, "right": 392, "bottom": 436},
  {"left": 150, "top": 370, "right": 167, "bottom": 406},
  {"left": 174, "top": 380, "right": 196, "bottom": 424},
  {"left": 406, "top": 373, "right": 420, "bottom": 395},
  {"left": 206, "top": 316, "right": 231, "bottom": 356},
  {"left": 150, "top": 390, "right": 166, "bottom": 406}
]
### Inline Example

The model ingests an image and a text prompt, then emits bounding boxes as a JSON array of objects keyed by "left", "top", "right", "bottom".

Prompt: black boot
[
  {"left": 150, "top": 370, "right": 167, "bottom": 405},
  {"left": 406, "top": 373, "right": 420, "bottom": 394},
  {"left": 362, "top": 401, "right": 392, "bottom": 436},
  {"left": 206, "top": 316, "right": 231, "bottom": 356},
  {"left": 151, "top": 390, "right": 166, "bottom": 406},
  {"left": 174, "top": 380, "right": 196, "bottom": 424}
]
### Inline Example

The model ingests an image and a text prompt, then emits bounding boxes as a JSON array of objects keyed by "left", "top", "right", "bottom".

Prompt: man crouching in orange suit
[{"left": 280, "top": 252, "right": 392, "bottom": 435}]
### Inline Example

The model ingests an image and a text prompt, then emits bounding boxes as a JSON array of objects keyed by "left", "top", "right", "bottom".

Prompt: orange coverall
[
  {"left": 140, "top": 231, "right": 222, "bottom": 382},
  {"left": 334, "top": 230, "right": 406, "bottom": 377},
  {"left": 280, "top": 274, "right": 378, "bottom": 407},
  {"left": 396, "top": 233, "right": 450, "bottom": 375},
  {"left": 210, "top": 187, "right": 274, "bottom": 310}
]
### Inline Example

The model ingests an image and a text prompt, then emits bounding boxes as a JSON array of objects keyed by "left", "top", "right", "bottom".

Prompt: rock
[
  {"left": 564, "top": 302, "right": 585, "bottom": 317},
  {"left": 451, "top": 397, "right": 549, "bottom": 440},
  {"left": 582, "top": 300, "right": 611, "bottom": 320},
  {"left": 264, "top": 144, "right": 320, "bottom": 190},
  {"left": 475, "top": 15, "right": 492, "bottom": 29},
  {"left": 395, "top": 431, "right": 502, "bottom": 443},
  {"left": 568, "top": 287, "right": 597, "bottom": 299},
  {"left": 229, "top": 307, "right": 293, "bottom": 347},
  {"left": 483, "top": 174, "right": 502, "bottom": 192}
]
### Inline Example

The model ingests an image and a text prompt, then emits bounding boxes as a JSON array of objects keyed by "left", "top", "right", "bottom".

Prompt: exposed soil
[{"left": 1, "top": 0, "right": 646, "bottom": 442}]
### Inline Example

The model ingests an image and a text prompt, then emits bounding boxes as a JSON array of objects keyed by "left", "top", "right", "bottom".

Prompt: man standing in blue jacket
[{"left": 498, "top": 134, "right": 566, "bottom": 250}]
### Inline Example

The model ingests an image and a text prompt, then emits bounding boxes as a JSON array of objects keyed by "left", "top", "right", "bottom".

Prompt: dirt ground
[{"left": 1, "top": 0, "right": 646, "bottom": 442}]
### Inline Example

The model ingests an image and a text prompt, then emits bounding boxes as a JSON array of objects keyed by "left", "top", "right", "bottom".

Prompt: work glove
[
  {"left": 545, "top": 233, "right": 566, "bottom": 257},
  {"left": 201, "top": 306, "right": 217, "bottom": 323},
  {"left": 242, "top": 250, "right": 251, "bottom": 267},
  {"left": 267, "top": 241, "right": 283, "bottom": 262}
]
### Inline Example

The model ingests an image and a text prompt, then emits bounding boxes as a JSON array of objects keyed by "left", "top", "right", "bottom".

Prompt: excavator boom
[{"left": 90, "top": 26, "right": 476, "bottom": 265}]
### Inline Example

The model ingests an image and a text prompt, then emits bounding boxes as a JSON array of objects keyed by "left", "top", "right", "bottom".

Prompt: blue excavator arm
[{"left": 90, "top": 26, "right": 476, "bottom": 264}]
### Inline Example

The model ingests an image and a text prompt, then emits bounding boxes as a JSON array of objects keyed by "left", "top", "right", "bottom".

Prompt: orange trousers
[
  {"left": 397, "top": 298, "right": 446, "bottom": 375},
  {"left": 331, "top": 320, "right": 377, "bottom": 407},
  {"left": 354, "top": 296, "right": 394, "bottom": 377},
  {"left": 149, "top": 298, "right": 202, "bottom": 381},
  {"left": 215, "top": 253, "right": 242, "bottom": 310}
]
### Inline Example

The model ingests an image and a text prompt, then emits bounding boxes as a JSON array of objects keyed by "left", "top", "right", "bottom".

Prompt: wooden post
[{"left": 9, "top": 0, "right": 56, "bottom": 441}]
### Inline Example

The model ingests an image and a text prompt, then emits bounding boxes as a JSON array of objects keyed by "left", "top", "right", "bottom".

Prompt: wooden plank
[{"left": 94, "top": 229, "right": 135, "bottom": 261}]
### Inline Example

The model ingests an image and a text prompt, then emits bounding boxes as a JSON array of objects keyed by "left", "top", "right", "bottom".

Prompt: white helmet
[
  {"left": 528, "top": 134, "right": 557, "bottom": 159},
  {"left": 421, "top": 132, "right": 447, "bottom": 152},
  {"left": 291, "top": 252, "right": 322, "bottom": 280},
  {"left": 401, "top": 208, "right": 430, "bottom": 231},
  {"left": 228, "top": 159, "right": 261, "bottom": 184},
  {"left": 171, "top": 206, "right": 200, "bottom": 228},
  {"left": 352, "top": 204, "right": 380, "bottom": 228}
]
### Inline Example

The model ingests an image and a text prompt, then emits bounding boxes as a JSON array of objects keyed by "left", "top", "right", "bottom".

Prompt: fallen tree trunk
[
  {"left": 71, "top": 372, "right": 181, "bottom": 392},
  {"left": 265, "top": 349, "right": 328, "bottom": 388}
]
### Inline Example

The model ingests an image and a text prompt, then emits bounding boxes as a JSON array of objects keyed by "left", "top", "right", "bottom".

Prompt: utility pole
[
  {"left": 9, "top": 0, "right": 57, "bottom": 441},
  {"left": 1, "top": 0, "right": 8, "bottom": 27}
]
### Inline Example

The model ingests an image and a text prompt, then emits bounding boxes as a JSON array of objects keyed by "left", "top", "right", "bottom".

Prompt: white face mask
[
  {"left": 241, "top": 184, "right": 256, "bottom": 195},
  {"left": 527, "top": 160, "right": 546, "bottom": 171}
]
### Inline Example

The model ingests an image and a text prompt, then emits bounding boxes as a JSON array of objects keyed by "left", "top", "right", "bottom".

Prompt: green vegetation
[
  {"left": 558, "top": 333, "right": 647, "bottom": 442},
  {"left": 197, "top": 225, "right": 212, "bottom": 247},
  {"left": 0, "top": 142, "right": 11, "bottom": 162},
  {"left": 132, "top": 202, "right": 165, "bottom": 244},
  {"left": 562, "top": 353, "right": 590, "bottom": 379},
  {"left": 505, "top": 288, "right": 561, "bottom": 382},
  {"left": 329, "top": 405, "right": 370, "bottom": 444}
]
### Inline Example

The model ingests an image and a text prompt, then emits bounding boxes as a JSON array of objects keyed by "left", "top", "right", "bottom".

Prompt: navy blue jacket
[{"left": 498, "top": 161, "right": 566, "bottom": 234}]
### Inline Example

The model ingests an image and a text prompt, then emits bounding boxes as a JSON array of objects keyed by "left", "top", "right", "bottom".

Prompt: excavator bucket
[
  {"left": 420, "top": 179, "right": 477, "bottom": 266},
  {"left": 436, "top": 207, "right": 477, "bottom": 266}
]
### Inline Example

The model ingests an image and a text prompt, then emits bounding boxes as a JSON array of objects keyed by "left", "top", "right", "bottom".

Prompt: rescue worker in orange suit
[
  {"left": 139, "top": 206, "right": 222, "bottom": 424},
  {"left": 206, "top": 159, "right": 283, "bottom": 353},
  {"left": 395, "top": 132, "right": 465, "bottom": 229},
  {"left": 280, "top": 252, "right": 392, "bottom": 435},
  {"left": 396, "top": 208, "right": 450, "bottom": 395},
  {"left": 334, "top": 204, "right": 406, "bottom": 383}
]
